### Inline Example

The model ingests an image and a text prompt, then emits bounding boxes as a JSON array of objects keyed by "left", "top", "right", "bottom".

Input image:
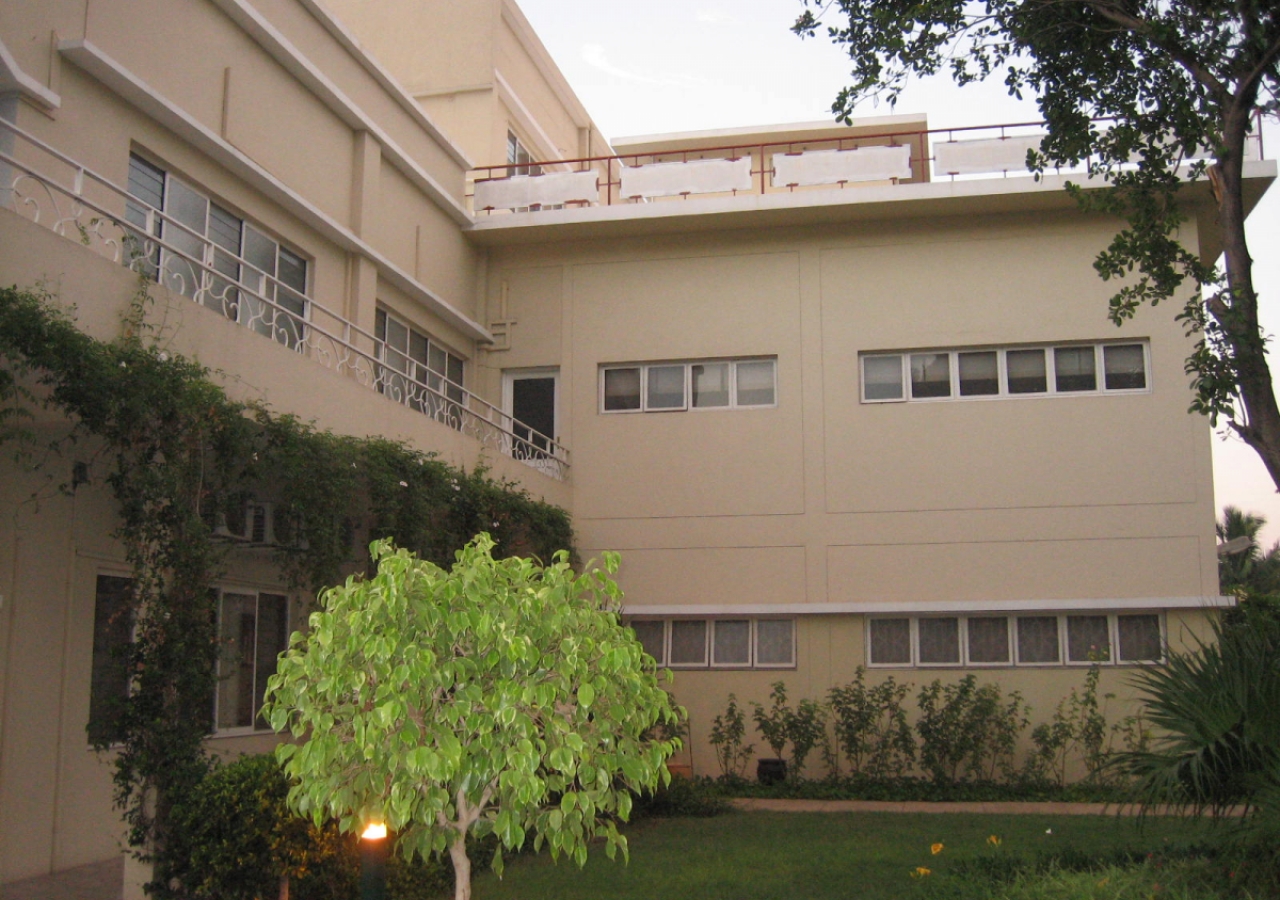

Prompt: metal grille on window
[
  {"left": 967, "top": 617, "right": 1010, "bottom": 663},
  {"left": 869, "top": 618, "right": 911, "bottom": 665},
  {"left": 918, "top": 617, "right": 961, "bottom": 664},
  {"left": 630, "top": 620, "right": 665, "bottom": 666},
  {"left": 669, "top": 620, "right": 708, "bottom": 665},
  {"left": 712, "top": 620, "right": 751, "bottom": 665},
  {"left": 1117, "top": 614, "right": 1162, "bottom": 662},
  {"left": 755, "top": 620, "right": 795, "bottom": 666},
  {"left": 1016, "top": 616, "right": 1060, "bottom": 663},
  {"left": 1066, "top": 615, "right": 1111, "bottom": 663}
]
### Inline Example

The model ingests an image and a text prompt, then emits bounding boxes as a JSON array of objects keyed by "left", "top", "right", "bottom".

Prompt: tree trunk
[
  {"left": 449, "top": 839, "right": 472, "bottom": 900},
  {"left": 1214, "top": 95, "right": 1280, "bottom": 492}
]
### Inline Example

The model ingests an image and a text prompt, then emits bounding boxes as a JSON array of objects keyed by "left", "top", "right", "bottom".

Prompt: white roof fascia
[
  {"left": 295, "top": 0, "right": 474, "bottom": 169},
  {"left": 60, "top": 40, "right": 492, "bottom": 343},
  {"left": 207, "top": 0, "right": 472, "bottom": 224},
  {"left": 0, "top": 36, "right": 61, "bottom": 110},
  {"left": 621, "top": 595, "right": 1235, "bottom": 617}
]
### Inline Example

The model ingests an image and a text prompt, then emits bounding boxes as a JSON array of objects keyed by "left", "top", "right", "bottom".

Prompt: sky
[{"left": 516, "top": 0, "right": 1280, "bottom": 548}]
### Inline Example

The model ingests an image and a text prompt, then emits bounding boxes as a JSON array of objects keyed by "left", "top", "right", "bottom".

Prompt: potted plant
[{"left": 752, "top": 682, "right": 791, "bottom": 784}]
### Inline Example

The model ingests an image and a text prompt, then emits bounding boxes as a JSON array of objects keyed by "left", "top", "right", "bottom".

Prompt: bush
[
  {"left": 631, "top": 776, "right": 732, "bottom": 818},
  {"left": 916, "top": 676, "right": 1030, "bottom": 784},
  {"left": 828, "top": 667, "right": 916, "bottom": 779},
  {"left": 708, "top": 693, "right": 754, "bottom": 779}
]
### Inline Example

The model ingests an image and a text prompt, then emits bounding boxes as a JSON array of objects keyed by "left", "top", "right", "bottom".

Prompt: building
[{"left": 1, "top": 0, "right": 1273, "bottom": 889}]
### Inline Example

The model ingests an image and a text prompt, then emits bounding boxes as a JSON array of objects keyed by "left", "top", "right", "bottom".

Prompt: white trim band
[{"left": 621, "top": 595, "right": 1234, "bottom": 617}]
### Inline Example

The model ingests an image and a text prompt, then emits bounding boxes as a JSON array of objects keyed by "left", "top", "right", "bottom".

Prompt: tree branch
[{"left": 1082, "top": 1, "right": 1230, "bottom": 100}]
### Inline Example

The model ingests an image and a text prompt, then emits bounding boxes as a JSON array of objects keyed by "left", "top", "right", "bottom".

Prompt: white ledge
[
  {"left": 0, "top": 36, "right": 61, "bottom": 110},
  {"left": 59, "top": 39, "right": 491, "bottom": 344},
  {"left": 621, "top": 595, "right": 1234, "bottom": 617}
]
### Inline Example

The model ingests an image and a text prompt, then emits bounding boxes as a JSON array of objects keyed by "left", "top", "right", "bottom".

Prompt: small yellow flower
[
  {"left": 987, "top": 835, "right": 1002, "bottom": 847},
  {"left": 931, "top": 842, "right": 944, "bottom": 855},
  {"left": 909, "top": 866, "right": 932, "bottom": 879}
]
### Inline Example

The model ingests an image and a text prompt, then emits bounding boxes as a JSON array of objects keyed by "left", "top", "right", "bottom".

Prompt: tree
[
  {"left": 263, "top": 535, "right": 681, "bottom": 900},
  {"left": 794, "top": 2, "right": 1280, "bottom": 488},
  {"left": 1218, "top": 505, "right": 1280, "bottom": 596}
]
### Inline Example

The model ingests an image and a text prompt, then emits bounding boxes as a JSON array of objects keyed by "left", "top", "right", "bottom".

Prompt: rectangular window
[
  {"left": 861, "top": 341, "right": 1147, "bottom": 403},
  {"left": 1117, "top": 614, "right": 1162, "bottom": 662},
  {"left": 910, "top": 353, "right": 951, "bottom": 398},
  {"left": 869, "top": 618, "right": 912, "bottom": 665},
  {"left": 1066, "top": 615, "right": 1112, "bottom": 663},
  {"left": 1006, "top": 348, "right": 1048, "bottom": 394},
  {"left": 958, "top": 351, "right": 999, "bottom": 396},
  {"left": 600, "top": 358, "right": 776, "bottom": 413},
  {"left": 627, "top": 618, "right": 795, "bottom": 669},
  {"left": 88, "top": 575, "right": 137, "bottom": 745},
  {"left": 376, "top": 309, "right": 466, "bottom": 428},
  {"left": 862, "top": 355, "right": 904, "bottom": 401},
  {"left": 1104, "top": 344, "right": 1147, "bottom": 390},
  {"left": 1054, "top": 346, "right": 1097, "bottom": 392},
  {"left": 755, "top": 620, "right": 795, "bottom": 667},
  {"left": 917, "top": 617, "right": 961, "bottom": 664},
  {"left": 630, "top": 620, "right": 666, "bottom": 666},
  {"left": 1016, "top": 616, "right": 1061, "bottom": 664},
  {"left": 967, "top": 617, "right": 1011, "bottom": 664},
  {"left": 873, "top": 612, "right": 1161, "bottom": 668},
  {"left": 669, "top": 620, "right": 709, "bottom": 667},
  {"left": 215, "top": 590, "right": 288, "bottom": 732},
  {"left": 126, "top": 155, "right": 307, "bottom": 348},
  {"left": 712, "top": 619, "right": 751, "bottom": 666}
]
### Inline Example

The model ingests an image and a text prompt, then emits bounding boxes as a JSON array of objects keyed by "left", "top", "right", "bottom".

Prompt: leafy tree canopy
[
  {"left": 264, "top": 535, "right": 681, "bottom": 900},
  {"left": 795, "top": 1, "right": 1280, "bottom": 487}
]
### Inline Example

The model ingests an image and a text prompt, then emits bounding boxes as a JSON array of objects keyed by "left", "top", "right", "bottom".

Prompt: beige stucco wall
[{"left": 480, "top": 205, "right": 1222, "bottom": 777}]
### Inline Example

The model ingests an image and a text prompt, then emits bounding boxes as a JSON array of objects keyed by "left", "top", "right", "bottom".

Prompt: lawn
[{"left": 467, "top": 811, "right": 1212, "bottom": 900}]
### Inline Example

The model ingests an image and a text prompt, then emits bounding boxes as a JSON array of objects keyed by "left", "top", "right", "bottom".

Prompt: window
[
  {"left": 376, "top": 309, "right": 466, "bottom": 428},
  {"left": 215, "top": 590, "right": 288, "bottom": 732},
  {"left": 601, "top": 358, "right": 776, "bottom": 413},
  {"left": 628, "top": 618, "right": 796, "bottom": 668},
  {"left": 507, "top": 130, "right": 542, "bottom": 178},
  {"left": 861, "top": 342, "right": 1148, "bottom": 403},
  {"left": 125, "top": 154, "right": 307, "bottom": 348},
  {"left": 88, "top": 575, "right": 137, "bottom": 745},
  {"left": 869, "top": 612, "right": 1164, "bottom": 667}
]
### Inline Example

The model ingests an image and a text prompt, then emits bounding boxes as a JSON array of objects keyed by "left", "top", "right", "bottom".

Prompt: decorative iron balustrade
[{"left": 0, "top": 117, "right": 569, "bottom": 480}]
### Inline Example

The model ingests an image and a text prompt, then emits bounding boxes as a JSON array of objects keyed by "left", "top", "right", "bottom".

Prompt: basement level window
[
  {"left": 627, "top": 618, "right": 795, "bottom": 669},
  {"left": 867, "top": 612, "right": 1164, "bottom": 668}
]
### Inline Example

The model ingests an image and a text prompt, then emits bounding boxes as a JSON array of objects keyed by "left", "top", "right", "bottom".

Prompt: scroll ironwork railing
[{"left": 0, "top": 117, "right": 568, "bottom": 480}]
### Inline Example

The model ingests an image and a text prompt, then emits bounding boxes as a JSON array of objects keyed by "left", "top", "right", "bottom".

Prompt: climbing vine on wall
[{"left": 0, "top": 284, "right": 575, "bottom": 870}]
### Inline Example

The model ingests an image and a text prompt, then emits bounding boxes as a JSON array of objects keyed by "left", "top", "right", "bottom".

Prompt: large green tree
[
  {"left": 263, "top": 536, "right": 681, "bottom": 900},
  {"left": 795, "top": 1, "right": 1280, "bottom": 486}
]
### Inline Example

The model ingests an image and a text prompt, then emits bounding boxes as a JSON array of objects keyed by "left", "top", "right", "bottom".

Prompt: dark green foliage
[
  {"left": 1217, "top": 506, "right": 1280, "bottom": 599},
  {"left": 1027, "top": 663, "right": 1113, "bottom": 787},
  {"left": 916, "top": 676, "right": 1030, "bottom": 784},
  {"left": 708, "top": 693, "right": 754, "bottom": 779},
  {"left": 164, "top": 754, "right": 357, "bottom": 900},
  {"left": 793, "top": 1, "right": 1280, "bottom": 490},
  {"left": 0, "top": 285, "right": 575, "bottom": 879},
  {"left": 630, "top": 776, "right": 732, "bottom": 819},
  {"left": 828, "top": 667, "right": 916, "bottom": 778},
  {"left": 751, "top": 681, "right": 792, "bottom": 762}
]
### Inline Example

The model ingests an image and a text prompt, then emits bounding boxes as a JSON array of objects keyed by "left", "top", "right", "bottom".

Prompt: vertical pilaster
[{"left": 347, "top": 131, "right": 382, "bottom": 331}]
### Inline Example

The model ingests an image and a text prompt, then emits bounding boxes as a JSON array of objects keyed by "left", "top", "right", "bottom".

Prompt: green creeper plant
[
  {"left": 708, "top": 693, "right": 754, "bottom": 780},
  {"left": 263, "top": 536, "right": 682, "bottom": 900}
]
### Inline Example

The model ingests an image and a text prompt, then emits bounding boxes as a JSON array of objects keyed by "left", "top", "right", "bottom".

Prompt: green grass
[{"left": 467, "top": 812, "right": 1214, "bottom": 900}]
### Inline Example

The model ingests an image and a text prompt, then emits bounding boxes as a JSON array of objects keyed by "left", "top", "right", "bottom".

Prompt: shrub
[
  {"left": 708, "top": 694, "right": 754, "bottom": 779},
  {"left": 752, "top": 681, "right": 792, "bottom": 761},
  {"left": 631, "top": 776, "right": 732, "bottom": 819},
  {"left": 786, "top": 697, "right": 829, "bottom": 779},
  {"left": 828, "top": 667, "right": 916, "bottom": 779},
  {"left": 1028, "top": 663, "right": 1112, "bottom": 787},
  {"left": 916, "top": 676, "right": 1029, "bottom": 784}
]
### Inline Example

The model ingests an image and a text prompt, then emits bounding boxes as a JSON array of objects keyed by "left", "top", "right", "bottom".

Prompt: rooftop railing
[
  {"left": 0, "top": 116, "right": 569, "bottom": 480},
  {"left": 469, "top": 119, "right": 1266, "bottom": 215}
]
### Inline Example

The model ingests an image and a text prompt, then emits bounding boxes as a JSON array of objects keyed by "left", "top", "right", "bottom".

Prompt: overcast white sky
[{"left": 517, "top": 0, "right": 1280, "bottom": 548}]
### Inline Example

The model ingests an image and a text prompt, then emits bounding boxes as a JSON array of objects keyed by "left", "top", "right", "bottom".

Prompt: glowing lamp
[{"left": 361, "top": 822, "right": 388, "bottom": 841}]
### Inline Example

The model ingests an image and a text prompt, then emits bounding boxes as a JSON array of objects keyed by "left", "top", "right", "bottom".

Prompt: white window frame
[
  {"left": 867, "top": 611, "right": 1165, "bottom": 668},
  {"left": 860, "top": 341, "right": 1150, "bottom": 404},
  {"left": 600, "top": 358, "right": 778, "bottom": 414},
  {"left": 626, "top": 617, "right": 797, "bottom": 669},
  {"left": 213, "top": 587, "right": 291, "bottom": 736}
]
